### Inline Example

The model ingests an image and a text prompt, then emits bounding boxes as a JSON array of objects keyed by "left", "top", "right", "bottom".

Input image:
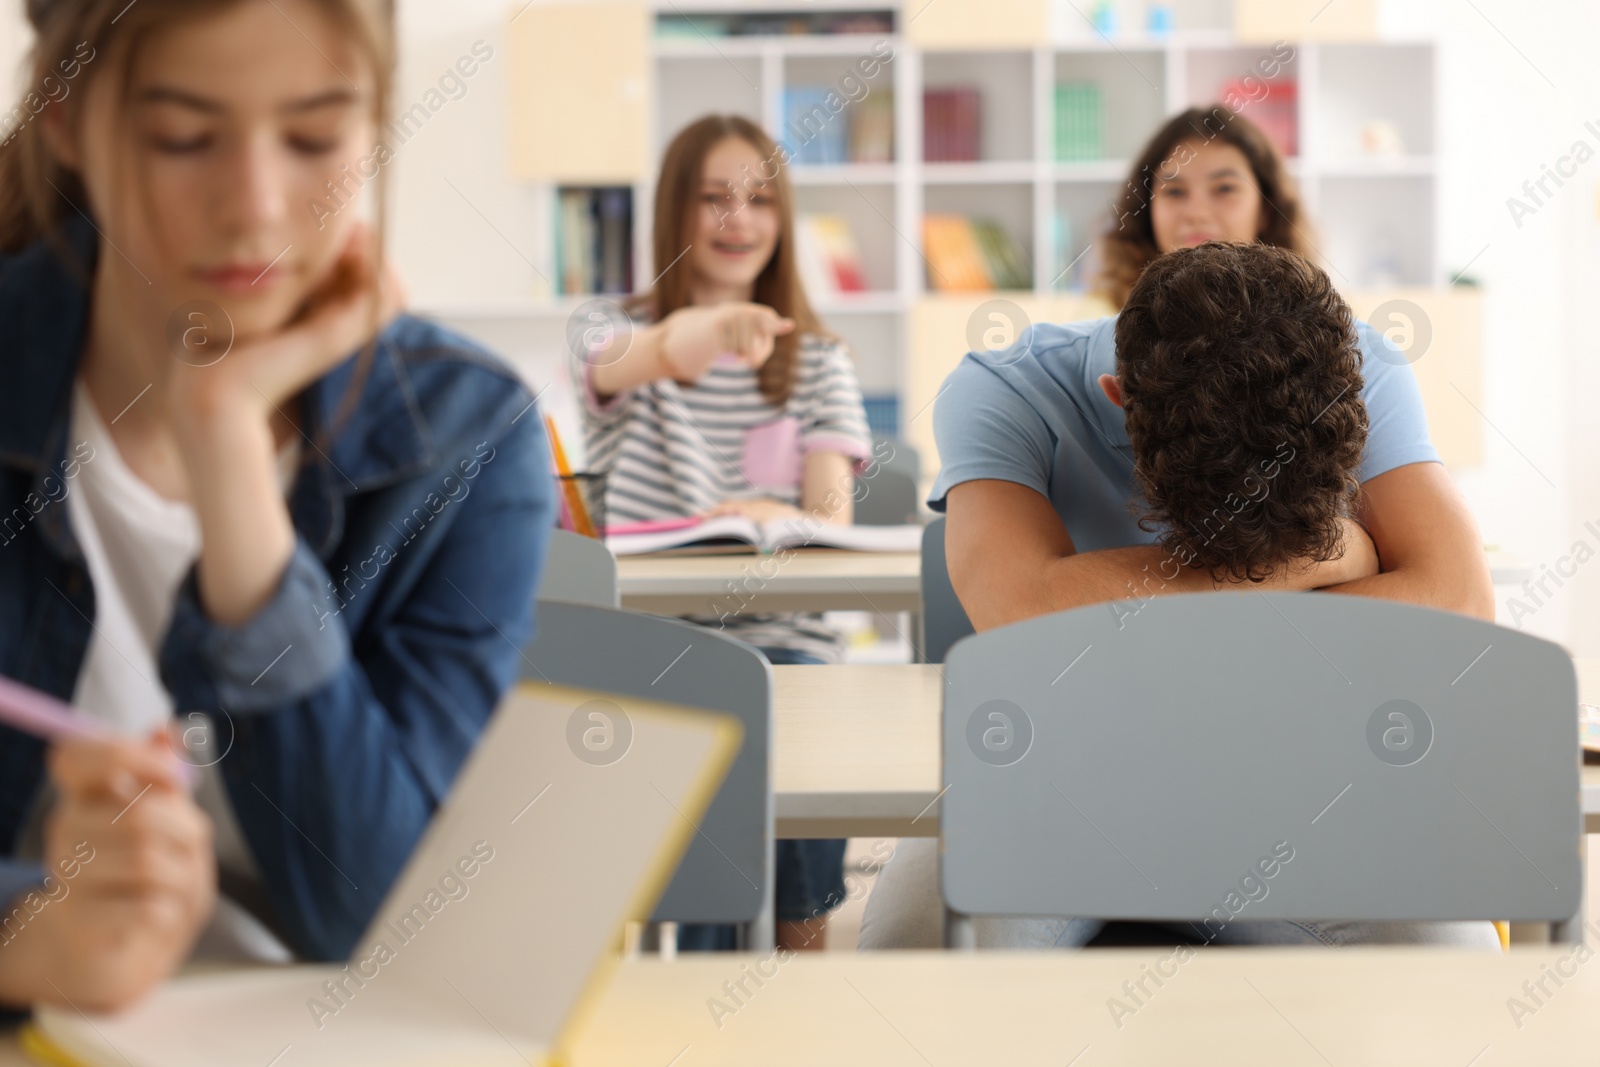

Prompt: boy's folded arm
[
  {"left": 947, "top": 482, "right": 1377, "bottom": 632},
  {"left": 1318, "top": 462, "right": 1495, "bottom": 620},
  {"left": 946, "top": 480, "right": 1220, "bottom": 631}
]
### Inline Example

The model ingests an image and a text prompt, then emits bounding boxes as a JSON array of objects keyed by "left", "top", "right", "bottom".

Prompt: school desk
[
  {"left": 617, "top": 550, "right": 922, "bottom": 616},
  {"left": 559, "top": 949, "right": 1597, "bottom": 1065},
  {"left": 773, "top": 664, "right": 943, "bottom": 838},
  {"left": 6, "top": 947, "right": 1591, "bottom": 1066},
  {"left": 617, "top": 550, "right": 1528, "bottom": 620},
  {"left": 774, "top": 662, "right": 1600, "bottom": 838}
]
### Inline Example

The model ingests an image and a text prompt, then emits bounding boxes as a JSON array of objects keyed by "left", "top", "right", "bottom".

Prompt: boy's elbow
[
  {"left": 1461, "top": 576, "right": 1497, "bottom": 623},
  {"left": 948, "top": 563, "right": 1025, "bottom": 634},
  {"left": 1416, "top": 562, "right": 1495, "bottom": 622}
]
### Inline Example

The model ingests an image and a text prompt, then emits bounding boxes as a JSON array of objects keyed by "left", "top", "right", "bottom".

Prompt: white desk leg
[
  {"left": 746, "top": 894, "right": 776, "bottom": 953},
  {"left": 1552, "top": 834, "right": 1588, "bottom": 947},
  {"left": 1552, "top": 908, "right": 1586, "bottom": 947},
  {"left": 737, "top": 829, "right": 775, "bottom": 952},
  {"left": 944, "top": 909, "right": 976, "bottom": 950}
]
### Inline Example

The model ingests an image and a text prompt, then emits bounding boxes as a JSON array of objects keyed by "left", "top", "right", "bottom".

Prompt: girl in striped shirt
[{"left": 575, "top": 114, "right": 873, "bottom": 952}]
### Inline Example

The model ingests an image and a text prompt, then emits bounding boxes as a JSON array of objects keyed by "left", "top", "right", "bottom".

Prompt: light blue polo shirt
[{"left": 927, "top": 316, "right": 1439, "bottom": 551}]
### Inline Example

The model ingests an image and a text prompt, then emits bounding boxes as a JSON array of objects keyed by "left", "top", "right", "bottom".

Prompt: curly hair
[
  {"left": 1093, "top": 106, "right": 1313, "bottom": 311},
  {"left": 1115, "top": 242, "right": 1368, "bottom": 583}
]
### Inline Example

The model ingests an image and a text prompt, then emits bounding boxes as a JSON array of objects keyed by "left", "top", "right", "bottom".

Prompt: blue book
[{"left": 784, "top": 87, "right": 847, "bottom": 166}]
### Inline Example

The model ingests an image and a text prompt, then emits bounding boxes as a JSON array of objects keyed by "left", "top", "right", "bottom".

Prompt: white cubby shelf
[{"left": 439, "top": 2, "right": 1443, "bottom": 412}]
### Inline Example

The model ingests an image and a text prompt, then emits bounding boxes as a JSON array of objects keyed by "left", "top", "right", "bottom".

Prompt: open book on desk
[
  {"left": 27, "top": 683, "right": 740, "bottom": 1067},
  {"left": 605, "top": 515, "right": 923, "bottom": 557}
]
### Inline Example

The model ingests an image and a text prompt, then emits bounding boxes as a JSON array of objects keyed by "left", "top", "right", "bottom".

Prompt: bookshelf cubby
[{"left": 481, "top": 0, "right": 1470, "bottom": 466}]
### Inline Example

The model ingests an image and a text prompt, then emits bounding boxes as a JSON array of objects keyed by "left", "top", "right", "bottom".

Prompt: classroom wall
[
  {"left": 1377, "top": 0, "right": 1594, "bottom": 653},
  {"left": 5, "top": 0, "right": 1599, "bottom": 655}
]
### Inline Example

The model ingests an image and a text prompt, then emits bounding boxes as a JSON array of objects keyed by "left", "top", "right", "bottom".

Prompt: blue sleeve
[
  {"left": 0, "top": 860, "right": 44, "bottom": 1016},
  {"left": 926, "top": 352, "right": 1057, "bottom": 513},
  {"left": 1353, "top": 320, "right": 1442, "bottom": 482},
  {"left": 0, "top": 859, "right": 44, "bottom": 912},
  {"left": 158, "top": 392, "right": 556, "bottom": 961},
  {"left": 161, "top": 540, "right": 349, "bottom": 712}
]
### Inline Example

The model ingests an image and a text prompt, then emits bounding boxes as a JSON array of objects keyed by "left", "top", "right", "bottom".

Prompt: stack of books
[
  {"left": 784, "top": 87, "right": 895, "bottom": 165},
  {"left": 1220, "top": 77, "right": 1298, "bottom": 158},
  {"left": 923, "top": 86, "right": 981, "bottom": 162},
  {"left": 795, "top": 214, "right": 869, "bottom": 297},
  {"left": 862, "top": 394, "right": 899, "bottom": 438},
  {"left": 923, "top": 216, "right": 1031, "bottom": 292},
  {"left": 1055, "top": 82, "right": 1103, "bottom": 161},
  {"left": 850, "top": 90, "right": 895, "bottom": 163},
  {"left": 656, "top": 10, "right": 895, "bottom": 38},
  {"left": 555, "top": 187, "right": 633, "bottom": 296}
]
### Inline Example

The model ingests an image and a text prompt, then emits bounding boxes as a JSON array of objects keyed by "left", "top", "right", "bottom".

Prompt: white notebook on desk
[
  {"left": 27, "top": 683, "right": 740, "bottom": 1067},
  {"left": 606, "top": 515, "right": 923, "bottom": 557}
]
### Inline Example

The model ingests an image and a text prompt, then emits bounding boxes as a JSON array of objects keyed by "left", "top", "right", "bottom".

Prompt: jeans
[
  {"left": 858, "top": 838, "right": 1501, "bottom": 950},
  {"left": 677, "top": 646, "right": 848, "bottom": 952}
]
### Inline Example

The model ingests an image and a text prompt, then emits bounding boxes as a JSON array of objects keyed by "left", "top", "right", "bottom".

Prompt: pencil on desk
[{"left": 545, "top": 415, "right": 598, "bottom": 538}]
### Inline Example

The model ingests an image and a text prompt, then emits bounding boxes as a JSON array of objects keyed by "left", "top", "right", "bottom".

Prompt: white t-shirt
[{"left": 63, "top": 379, "right": 301, "bottom": 961}]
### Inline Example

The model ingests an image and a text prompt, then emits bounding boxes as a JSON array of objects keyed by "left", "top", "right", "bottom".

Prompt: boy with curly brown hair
[
  {"left": 1111, "top": 242, "right": 1372, "bottom": 603},
  {"left": 936, "top": 241, "right": 1489, "bottom": 631},
  {"left": 857, "top": 240, "right": 1497, "bottom": 952}
]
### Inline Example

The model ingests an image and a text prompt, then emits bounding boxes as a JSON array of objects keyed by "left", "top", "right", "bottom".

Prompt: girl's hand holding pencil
[{"left": 0, "top": 677, "right": 216, "bottom": 1012}]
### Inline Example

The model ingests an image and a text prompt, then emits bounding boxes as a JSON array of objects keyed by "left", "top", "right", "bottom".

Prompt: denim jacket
[{"left": 0, "top": 220, "right": 555, "bottom": 968}]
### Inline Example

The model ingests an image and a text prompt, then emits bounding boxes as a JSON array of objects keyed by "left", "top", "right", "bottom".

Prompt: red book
[
  {"left": 1220, "top": 78, "right": 1298, "bottom": 159},
  {"left": 953, "top": 87, "right": 980, "bottom": 161},
  {"left": 924, "top": 87, "right": 981, "bottom": 162}
]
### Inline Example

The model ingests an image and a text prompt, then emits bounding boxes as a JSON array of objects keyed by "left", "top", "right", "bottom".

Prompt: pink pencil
[
  {"left": 603, "top": 517, "right": 703, "bottom": 536},
  {"left": 0, "top": 674, "right": 198, "bottom": 785}
]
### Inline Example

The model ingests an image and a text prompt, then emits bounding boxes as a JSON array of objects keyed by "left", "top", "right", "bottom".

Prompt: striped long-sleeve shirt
[{"left": 576, "top": 331, "right": 873, "bottom": 661}]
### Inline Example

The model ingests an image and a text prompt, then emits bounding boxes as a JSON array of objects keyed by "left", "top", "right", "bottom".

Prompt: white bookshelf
[{"left": 453, "top": 0, "right": 1447, "bottom": 411}]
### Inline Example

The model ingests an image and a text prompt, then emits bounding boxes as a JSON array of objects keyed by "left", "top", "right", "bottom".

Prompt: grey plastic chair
[
  {"left": 940, "top": 591, "right": 1584, "bottom": 946},
  {"left": 538, "top": 529, "right": 619, "bottom": 608},
  {"left": 854, "top": 468, "right": 921, "bottom": 526},
  {"left": 876, "top": 435, "right": 922, "bottom": 482},
  {"left": 920, "top": 517, "right": 975, "bottom": 663},
  {"left": 854, "top": 437, "right": 923, "bottom": 526},
  {"left": 523, "top": 600, "right": 773, "bottom": 949}
]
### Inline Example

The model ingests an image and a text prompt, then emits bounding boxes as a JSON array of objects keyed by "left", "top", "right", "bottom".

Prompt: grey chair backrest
[
  {"left": 854, "top": 468, "right": 921, "bottom": 526},
  {"left": 921, "top": 518, "right": 975, "bottom": 663},
  {"left": 523, "top": 601, "right": 771, "bottom": 936},
  {"left": 876, "top": 435, "right": 921, "bottom": 482},
  {"left": 538, "top": 529, "right": 619, "bottom": 608},
  {"left": 942, "top": 592, "right": 1581, "bottom": 929},
  {"left": 854, "top": 437, "right": 922, "bottom": 526}
]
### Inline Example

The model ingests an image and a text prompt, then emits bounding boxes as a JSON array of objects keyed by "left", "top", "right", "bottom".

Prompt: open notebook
[
  {"left": 606, "top": 514, "right": 923, "bottom": 557},
  {"left": 26, "top": 682, "right": 740, "bottom": 1067}
]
